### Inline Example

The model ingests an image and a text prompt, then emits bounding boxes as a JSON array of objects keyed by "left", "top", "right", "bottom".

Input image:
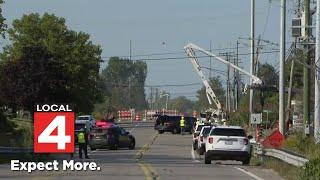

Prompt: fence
[{"left": 252, "top": 143, "right": 309, "bottom": 167}]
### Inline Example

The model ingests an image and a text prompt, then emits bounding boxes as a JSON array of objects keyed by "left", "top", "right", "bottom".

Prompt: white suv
[
  {"left": 204, "top": 126, "right": 252, "bottom": 165},
  {"left": 76, "top": 115, "right": 96, "bottom": 128},
  {"left": 192, "top": 124, "right": 206, "bottom": 150},
  {"left": 196, "top": 125, "right": 214, "bottom": 155}
]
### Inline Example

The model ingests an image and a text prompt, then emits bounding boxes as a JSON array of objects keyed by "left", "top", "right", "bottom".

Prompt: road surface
[{"left": 0, "top": 122, "right": 283, "bottom": 180}]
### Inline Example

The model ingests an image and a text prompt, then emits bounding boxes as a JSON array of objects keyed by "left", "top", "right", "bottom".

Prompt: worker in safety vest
[
  {"left": 180, "top": 116, "right": 185, "bottom": 135},
  {"left": 78, "top": 128, "right": 89, "bottom": 159}
]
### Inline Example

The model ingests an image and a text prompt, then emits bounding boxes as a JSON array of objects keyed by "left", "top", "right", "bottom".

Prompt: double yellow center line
[
  {"left": 139, "top": 162, "right": 159, "bottom": 180},
  {"left": 135, "top": 133, "right": 160, "bottom": 180}
]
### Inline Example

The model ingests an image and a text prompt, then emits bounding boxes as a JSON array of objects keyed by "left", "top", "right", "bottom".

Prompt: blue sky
[{"left": 3, "top": 0, "right": 297, "bottom": 100}]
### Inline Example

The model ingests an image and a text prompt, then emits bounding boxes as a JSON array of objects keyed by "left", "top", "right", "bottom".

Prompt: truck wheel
[
  {"left": 193, "top": 142, "right": 198, "bottom": 150},
  {"left": 204, "top": 153, "right": 211, "bottom": 164},
  {"left": 199, "top": 147, "right": 205, "bottom": 155},
  {"left": 109, "top": 143, "right": 118, "bottom": 150},
  {"left": 129, "top": 139, "right": 135, "bottom": 150},
  {"left": 242, "top": 157, "right": 251, "bottom": 165},
  {"left": 172, "top": 128, "right": 178, "bottom": 134}
]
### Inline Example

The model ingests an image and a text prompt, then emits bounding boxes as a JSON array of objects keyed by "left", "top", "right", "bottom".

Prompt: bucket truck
[{"left": 184, "top": 43, "right": 262, "bottom": 124}]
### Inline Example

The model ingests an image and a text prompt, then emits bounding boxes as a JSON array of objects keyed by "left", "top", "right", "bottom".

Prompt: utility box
[
  {"left": 292, "top": 17, "right": 301, "bottom": 37},
  {"left": 305, "top": 124, "right": 310, "bottom": 135}
]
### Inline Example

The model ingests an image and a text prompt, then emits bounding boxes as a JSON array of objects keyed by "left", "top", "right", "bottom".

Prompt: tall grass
[{"left": 284, "top": 132, "right": 320, "bottom": 159}]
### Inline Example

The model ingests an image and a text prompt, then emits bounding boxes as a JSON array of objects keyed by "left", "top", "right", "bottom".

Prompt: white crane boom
[
  {"left": 184, "top": 43, "right": 263, "bottom": 85},
  {"left": 184, "top": 47, "right": 222, "bottom": 110}
]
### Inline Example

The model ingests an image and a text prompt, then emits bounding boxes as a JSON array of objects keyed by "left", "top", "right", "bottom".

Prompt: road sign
[{"left": 250, "top": 113, "right": 262, "bottom": 124}]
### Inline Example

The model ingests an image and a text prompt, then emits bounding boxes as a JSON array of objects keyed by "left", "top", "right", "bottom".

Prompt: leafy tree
[
  {"left": 168, "top": 96, "right": 195, "bottom": 115},
  {"left": 0, "top": 0, "right": 6, "bottom": 38},
  {"left": 102, "top": 57, "right": 147, "bottom": 110},
  {"left": 229, "top": 63, "right": 279, "bottom": 127},
  {"left": 0, "top": 13, "right": 102, "bottom": 113},
  {"left": 256, "top": 63, "right": 278, "bottom": 111},
  {"left": 195, "top": 76, "right": 225, "bottom": 112},
  {"left": 258, "top": 63, "right": 278, "bottom": 88}
]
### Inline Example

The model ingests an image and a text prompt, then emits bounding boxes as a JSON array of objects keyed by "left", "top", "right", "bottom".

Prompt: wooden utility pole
[{"left": 303, "top": 0, "right": 311, "bottom": 130}]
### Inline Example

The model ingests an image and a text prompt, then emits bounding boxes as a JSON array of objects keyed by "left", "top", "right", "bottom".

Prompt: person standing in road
[
  {"left": 77, "top": 128, "right": 90, "bottom": 159},
  {"left": 180, "top": 116, "right": 185, "bottom": 135}
]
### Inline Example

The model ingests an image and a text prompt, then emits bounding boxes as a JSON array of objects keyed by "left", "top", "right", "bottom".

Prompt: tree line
[{"left": 0, "top": 5, "right": 148, "bottom": 122}]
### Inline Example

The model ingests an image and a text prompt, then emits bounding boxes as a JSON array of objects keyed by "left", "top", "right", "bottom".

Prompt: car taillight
[
  {"left": 244, "top": 138, "right": 249, "bottom": 145},
  {"left": 165, "top": 122, "right": 172, "bottom": 126},
  {"left": 200, "top": 136, "right": 203, "bottom": 142},
  {"left": 208, "top": 137, "right": 213, "bottom": 144}
]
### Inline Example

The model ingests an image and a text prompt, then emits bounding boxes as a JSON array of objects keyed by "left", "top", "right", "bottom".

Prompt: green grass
[
  {"left": 250, "top": 156, "right": 262, "bottom": 166},
  {"left": 0, "top": 118, "right": 33, "bottom": 147},
  {"left": 250, "top": 132, "right": 320, "bottom": 180},
  {"left": 283, "top": 132, "right": 320, "bottom": 159},
  {"left": 251, "top": 155, "right": 302, "bottom": 180},
  {"left": 262, "top": 157, "right": 302, "bottom": 180}
]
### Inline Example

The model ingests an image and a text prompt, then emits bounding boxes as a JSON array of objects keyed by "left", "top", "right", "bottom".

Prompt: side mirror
[{"left": 248, "top": 135, "right": 253, "bottom": 140}]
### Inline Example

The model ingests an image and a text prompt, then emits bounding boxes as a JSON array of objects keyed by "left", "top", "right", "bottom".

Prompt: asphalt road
[{"left": 0, "top": 122, "right": 283, "bottom": 180}]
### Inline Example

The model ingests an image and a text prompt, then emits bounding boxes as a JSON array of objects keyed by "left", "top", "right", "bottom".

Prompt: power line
[
  {"left": 106, "top": 82, "right": 202, "bottom": 88},
  {"left": 101, "top": 44, "right": 284, "bottom": 60},
  {"left": 101, "top": 50, "right": 280, "bottom": 62}
]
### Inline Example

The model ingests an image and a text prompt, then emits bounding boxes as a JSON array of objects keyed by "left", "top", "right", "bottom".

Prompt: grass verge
[
  {"left": 262, "top": 157, "right": 302, "bottom": 180},
  {"left": 250, "top": 155, "right": 302, "bottom": 180}
]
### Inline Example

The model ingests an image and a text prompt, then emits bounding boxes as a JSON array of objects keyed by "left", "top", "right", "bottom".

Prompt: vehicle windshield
[
  {"left": 75, "top": 124, "right": 85, "bottom": 131},
  {"left": 196, "top": 125, "right": 205, "bottom": 131},
  {"left": 77, "top": 116, "right": 89, "bottom": 120},
  {"left": 210, "top": 128, "right": 246, "bottom": 137},
  {"left": 202, "top": 127, "right": 212, "bottom": 136}
]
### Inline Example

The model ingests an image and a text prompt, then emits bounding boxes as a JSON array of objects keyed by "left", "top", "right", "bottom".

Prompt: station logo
[{"left": 34, "top": 104, "right": 74, "bottom": 153}]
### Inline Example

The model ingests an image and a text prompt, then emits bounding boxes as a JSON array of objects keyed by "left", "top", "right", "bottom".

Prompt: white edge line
[
  {"left": 191, "top": 146, "right": 200, "bottom": 163},
  {"left": 234, "top": 167, "right": 264, "bottom": 180}
]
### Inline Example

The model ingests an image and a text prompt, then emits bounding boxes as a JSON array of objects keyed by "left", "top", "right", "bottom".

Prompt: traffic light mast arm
[
  {"left": 184, "top": 46, "right": 222, "bottom": 111},
  {"left": 184, "top": 43, "right": 263, "bottom": 85}
]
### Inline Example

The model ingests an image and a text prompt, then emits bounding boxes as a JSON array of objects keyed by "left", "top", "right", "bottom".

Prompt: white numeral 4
[{"left": 38, "top": 116, "right": 71, "bottom": 150}]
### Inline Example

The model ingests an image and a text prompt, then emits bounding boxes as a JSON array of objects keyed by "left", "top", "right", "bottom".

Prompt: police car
[{"left": 204, "top": 126, "right": 252, "bottom": 165}]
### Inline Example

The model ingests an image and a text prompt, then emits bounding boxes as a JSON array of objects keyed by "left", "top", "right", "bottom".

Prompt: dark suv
[
  {"left": 154, "top": 115, "right": 196, "bottom": 134},
  {"left": 89, "top": 126, "right": 135, "bottom": 150}
]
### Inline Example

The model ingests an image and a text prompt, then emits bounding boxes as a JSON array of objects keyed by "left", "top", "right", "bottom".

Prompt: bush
[
  {"left": 0, "top": 111, "right": 16, "bottom": 132},
  {"left": 301, "top": 158, "right": 320, "bottom": 180},
  {"left": 284, "top": 132, "right": 320, "bottom": 159},
  {"left": 0, "top": 112, "right": 33, "bottom": 147}
]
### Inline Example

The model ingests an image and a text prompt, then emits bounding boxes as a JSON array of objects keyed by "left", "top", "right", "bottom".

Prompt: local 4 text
[{"left": 34, "top": 104, "right": 74, "bottom": 153}]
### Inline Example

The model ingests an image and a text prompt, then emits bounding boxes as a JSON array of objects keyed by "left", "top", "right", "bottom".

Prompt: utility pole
[
  {"left": 303, "top": 0, "right": 311, "bottom": 131},
  {"left": 227, "top": 54, "right": 231, "bottom": 113},
  {"left": 250, "top": 0, "right": 255, "bottom": 115},
  {"left": 279, "top": 0, "right": 286, "bottom": 135},
  {"left": 210, "top": 40, "right": 212, "bottom": 79},
  {"left": 235, "top": 41, "right": 240, "bottom": 110},
  {"left": 233, "top": 57, "right": 237, "bottom": 112},
  {"left": 285, "top": 50, "right": 295, "bottom": 128},
  {"left": 315, "top": 0, "right": 320, "bottom": 143},
  {"left": 254, "top": 35, "right": 262, "bottom": 75},
  {"left": 128, "top": 77, "right": 131, "bottom": 108},
  {"left": 150, "top": 87, "right": 153, "bottom": 109},
  {"left": 129, "top": 40, "right": 132, "bottom": 60}
]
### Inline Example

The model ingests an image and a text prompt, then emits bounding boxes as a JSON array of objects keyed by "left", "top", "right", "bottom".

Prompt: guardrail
[
  {"left": 0, "top": 146, "right": 33, "bottom": 154},
  {"left": 252, "top": 143, "right": 309, "bottom": 167}
]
